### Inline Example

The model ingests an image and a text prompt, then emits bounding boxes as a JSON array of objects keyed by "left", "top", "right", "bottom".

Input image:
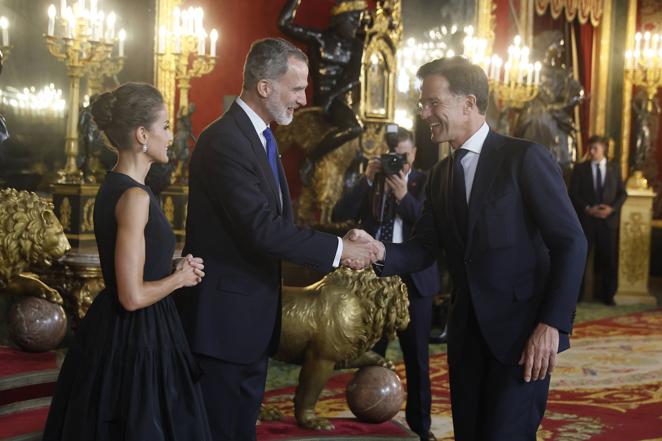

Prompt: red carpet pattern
[
  {"left": 263, "top": 309, "right": 662, "bottom": 441},
  {"left": 1, "top": 310, "right": 661, "bottom": 440}
]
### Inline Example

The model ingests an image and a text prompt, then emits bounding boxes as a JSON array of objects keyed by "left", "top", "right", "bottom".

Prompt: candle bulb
[
  {"left": 197, "top": 31, "right": 205, "bottom": 56},
  {"left": 526, "top": 63, "right": 533, "bottom": 86},
  {"left": 48, "top": 5, "right": 56, "bottom": 36},
  {"left": 90, "top": 0, "right": 97, "bottom": 18},
  {"left": 652, "top": 33, "right": 659, "bottom": 53},
  {"left": 534, "top": 61, "right": 541, "bottom": 85},
  {"left": 644, "top": 31, "right": 651, "bottom": 52},
  {"left": 625, "top": 50, "right": 633, "bottom": 69},
  {"left": 504, "top": 61, "right": 511, "bottom": 85},
  {"left": 210, "top": 29, "right": 218, "bottom": 57},
  {"left": 0, "top": 17, "right": 9, "bottom": 47},
  {"left": 67, "top": 8, "right": 75, "bottom": 38},
  {"left": 635, "top": 32, "right": 642, "bottom": 53},
  {"left": 61, "top": 0, "right": 67, "bottom": 16},
  {"left": 96, "top": 11, "right": 104, "bottom": 41},
  {"left": 174, "top": 27, "right": 181, "bottom": 53},
  {"left": 106, "top": 11, "right": 115, "bottom": 40},
  {"left": 118, "top": 28, "right": 125, "bottom": 57}
]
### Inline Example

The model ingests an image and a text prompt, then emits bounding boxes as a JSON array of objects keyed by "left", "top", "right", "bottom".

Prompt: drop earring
[{"left": 142, "top": 143, "right": 148, "bottom": 153}]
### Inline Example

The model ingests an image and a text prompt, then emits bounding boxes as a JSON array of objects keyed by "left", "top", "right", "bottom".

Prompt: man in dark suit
[
  {"left": 332, "top": 127, "right": 441, "bottom": 441},
  {"left": 178, "top": 38, "right": 378, "bottom": 441},
  {"left": 350, "top": 57, "right": 587, "bottom": 440},
  {"left": 569, "top": 135, "right": 626, "bottom": 305}
]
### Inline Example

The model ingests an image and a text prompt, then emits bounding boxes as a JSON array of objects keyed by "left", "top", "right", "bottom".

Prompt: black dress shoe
[
  {"left": 422, "top": 431, "right": 437, "bottom": 441},
  {"left": 602, "top": 298, "right": 616, "bottom": 306},
  {"left": 429, "top": 327, "right": 447, "bottom": 344}
]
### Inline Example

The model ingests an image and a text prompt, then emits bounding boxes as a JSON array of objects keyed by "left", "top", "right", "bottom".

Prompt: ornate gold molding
[
  {"left": 620, "top": 0, "right": 637, "bottom": 179},
  {"left": 535, "top": 0, "right": 603, "bottom": 26},
  {"left": 476, "top": 0, "right": 495, "bottom": 53},
  {"left": 154, "top": 0, "right": 182, "bottom": 125}
]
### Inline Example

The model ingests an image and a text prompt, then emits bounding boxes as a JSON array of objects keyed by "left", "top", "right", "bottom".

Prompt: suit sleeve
[
  {"left": 381, "top": 169, "right": 442, "bottom": 276},
  {"left": 200, "top": 131, "right": 338, "bottom": 273},
  {"left": 395, "top": 174, "right": 426, "bottom": 224},
  {"left": 332, "top": 176, "right": 371, "bottom": 223},
  {"left": 520, "top": 144, "right": 588, "bottom": 334}
]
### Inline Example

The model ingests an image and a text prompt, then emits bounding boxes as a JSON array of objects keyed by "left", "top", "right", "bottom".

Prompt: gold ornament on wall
[
  {"left": 619, "top": 211, "right": 649, "bottom": 285},
  {"left": 60, "top": 197, "right": 71, "bottom": 231},
  {"left": 535, "top": 0, "right": 603, "bottom": 26},
  {"left": 81, "top": 199, "right": 95, "bottom": 232},
  {"left": 164, "top": 196, "right": 175, "bottom": 225}
]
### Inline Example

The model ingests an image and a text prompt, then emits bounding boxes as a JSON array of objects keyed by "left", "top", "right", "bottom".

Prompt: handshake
[{"left": 340, "top": 229, "right": 386, "bottom": 270}]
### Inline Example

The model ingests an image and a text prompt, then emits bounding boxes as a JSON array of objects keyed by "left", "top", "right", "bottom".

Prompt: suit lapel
[
  {"left": 465, "top": 130, "right": 505, "bottom": 254},
  {"left": 229, "top": 103, "right": 282, "bottom": 213},
  {"left": 277, "top": 156, "right": 291, "bottom": 219}
]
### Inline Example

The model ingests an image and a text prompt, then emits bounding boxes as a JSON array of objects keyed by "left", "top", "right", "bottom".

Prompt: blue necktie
[{"left": 263, "top": 127, "right": 281, "bottom": 192}]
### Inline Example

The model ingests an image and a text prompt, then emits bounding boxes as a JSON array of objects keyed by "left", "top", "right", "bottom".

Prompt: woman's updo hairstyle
[{"left": 90, "top": 82, "right": 165, "bottom": 150}]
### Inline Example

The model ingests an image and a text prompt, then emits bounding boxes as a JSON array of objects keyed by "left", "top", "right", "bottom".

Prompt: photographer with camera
[{"left": 332, "top": 126, "right": 440, "bottom": 441}]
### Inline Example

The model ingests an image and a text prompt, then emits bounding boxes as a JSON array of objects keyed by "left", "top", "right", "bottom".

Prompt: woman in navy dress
[{"left": 43, "top": 82, "right": 211, "bottom": 441}]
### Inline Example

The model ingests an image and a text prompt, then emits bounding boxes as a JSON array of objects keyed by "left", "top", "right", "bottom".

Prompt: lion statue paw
[
  {"left": 299, "top": 411, "right": 335, "bottom": 431},
  {"left": 259, "top": 404, "right": 283, "bottom": 422}
]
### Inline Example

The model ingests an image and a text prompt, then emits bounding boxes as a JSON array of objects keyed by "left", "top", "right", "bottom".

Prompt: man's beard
[{"left": 265, "top": 94, "right": 294, "bottom": 126}]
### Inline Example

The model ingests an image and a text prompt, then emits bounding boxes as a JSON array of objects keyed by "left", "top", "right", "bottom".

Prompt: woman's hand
[{"left": 175, "top": 254, "right": 205, "bottom": 287}]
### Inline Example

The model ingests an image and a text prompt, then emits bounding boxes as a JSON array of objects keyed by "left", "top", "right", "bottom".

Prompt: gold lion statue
[
  {"left": 265, "top": 267, "right": 410, "bottom": 430},
  {"left": 0, "top": 188, "right": 71, "bottom": 304}
]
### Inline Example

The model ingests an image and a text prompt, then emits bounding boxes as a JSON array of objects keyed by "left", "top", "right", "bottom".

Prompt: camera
[
  {"left": 379, "top": 123, "right": 406, "bottom": 176},
  {"left": 380, "top": 152, "right": 407, "bottom": 176}
]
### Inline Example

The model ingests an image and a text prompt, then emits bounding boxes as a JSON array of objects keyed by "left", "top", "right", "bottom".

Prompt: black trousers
[
  {"left": 195, "top": 352, "right": 269, "bottom": 441},
  {"left": 447, "top": 303, "right": 551, "bottom": 441},
  {"left": 583, "top": 218, "right": 618, "bottom": 303},
  {"left": 374, "top": 280, "right": 434, "bottom": 439}
]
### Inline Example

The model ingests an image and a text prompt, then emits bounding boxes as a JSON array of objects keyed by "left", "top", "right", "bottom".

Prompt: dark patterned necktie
[
  {"left": 379, "top": 195, "right": 396, "bottom": 243},
  {"left": 452, "top": 148, "right": 469, "bottom": 239}
]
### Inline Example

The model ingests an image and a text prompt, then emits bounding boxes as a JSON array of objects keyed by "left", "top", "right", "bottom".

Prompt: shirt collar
[
  {"left": 591, "top": 158, "right": 607, "bottom": 166},
  {"left": 236, "top": 96, "right": 269, "bottom": 137},
  {"left": 458, "top": 121, "right": 489, "bottom": 156}
]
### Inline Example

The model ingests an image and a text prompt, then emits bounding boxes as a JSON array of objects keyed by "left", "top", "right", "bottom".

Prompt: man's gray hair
[{"left": 242, "top": 38, "right": 308, "bottom": 91}]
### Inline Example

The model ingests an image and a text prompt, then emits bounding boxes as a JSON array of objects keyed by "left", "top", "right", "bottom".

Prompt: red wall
[{"left": 185, "top": 0, "right": 337, "bottom": 135}]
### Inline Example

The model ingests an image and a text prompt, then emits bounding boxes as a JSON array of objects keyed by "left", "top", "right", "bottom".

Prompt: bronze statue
[
  {"left": 0, "top": 188, "right": 70, "bottom": 304},
  {"left": 631, "top": 89, "right": 660, "bottom": 174},
  {"left": 263, "top": 267, "right": 409, "bottom": 430},
  {"left": 278, "top": 0, "right": 366, "bottom": 184},
  {"left": 79, "top": 98, "right": 110, "bottom": 183},
  {"left": 171, "top": 104, "right": 196, "bottom": 184},
  {"left": 515, "top": 30, "right": 584, "bottom": 170}
]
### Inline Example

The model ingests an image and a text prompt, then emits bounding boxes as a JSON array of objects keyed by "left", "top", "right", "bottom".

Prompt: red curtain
[{"left": 576, "top": 21, "right": 593, "bottom": 158}]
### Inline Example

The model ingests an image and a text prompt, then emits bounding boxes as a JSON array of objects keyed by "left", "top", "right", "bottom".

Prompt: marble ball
[
  {"left": 8, "top": 296, "right": 67, "bottom": 352},
  {"left": 346, "top": 366, "right": 404, "bottom": 423}
]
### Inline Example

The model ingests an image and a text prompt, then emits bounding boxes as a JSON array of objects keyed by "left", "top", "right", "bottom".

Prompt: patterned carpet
[{"left": 264, "top": 302, "right": 662, "bottom": 441}]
